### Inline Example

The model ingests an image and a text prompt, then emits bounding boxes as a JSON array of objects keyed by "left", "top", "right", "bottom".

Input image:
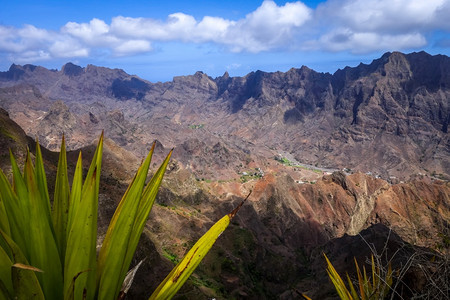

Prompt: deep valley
[{"left": 0, "top": 51, "right": 449, "bottom": 299}]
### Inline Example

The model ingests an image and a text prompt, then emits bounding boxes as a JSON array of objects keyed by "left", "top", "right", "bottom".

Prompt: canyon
[{"left": 0, "top": 51, "right": 449, "bottom": 299}]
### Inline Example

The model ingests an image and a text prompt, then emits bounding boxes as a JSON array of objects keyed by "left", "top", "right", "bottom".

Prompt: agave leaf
[
  {"left": 12, "top": 266, "right": 44, "bottom": 300},
  {"left": 149, "top": 191, "right": 249, "bottom": 300},
  {"left": 97, "top": 146, "right": 157, "bottom": 300},
  {"left": 82, "top": 132, "right": 103, "bottom": 196},
  {"left": 52, "top": 135, "right": 70, "bottom": 262},
  {"left": 121, "top": 149, "right": 172, "bottom": 282},
  {"left": 0, "top": 279, "right": 12, "bottom": 300},
  {"left": 371, "top": 255, "right": 379, "bottom": 299},
  {"left": 346, "top": 273, "right": 359, "bottom": 300},
  {"left": 149, "top": 195, "right": 252, "bottom": 300},
  {"left": 324, "top": 254, "right": 352, "bottom": 300},
  {"left": 354, "top": 257, "right": 366, "bottom": 300},
  {"left": 0, "top": 243, "right": 13, "bottom": 296},
  {"left": 23, "top": 152, "right": 63, "bottom": 299},
  {"left": 0, "top": 229, "right": 44, "bottom": 299},
  {"left": 64, "top": 166, "right": 100, "bottom": 300},
  {"left": 327, "top": 270, "right": 351, "bottom": 300},
  {"left": 149, "top": 195, "right": 249, "bottom": 300},
  {"left": 66, "top": 152, "right": 82, "bottom": 235},
  {"left": 150, "top": 214, "right": 231, "bottom": 300},
  {"left": 0, "top": 192, "right": 11, "bottom": 239},
  {"left": 64, "top": 135, "right": 102, "bottom": 300},
  {"left": 0, "top": 170, "right": 25, "bottom": 253},
  {"left": 386, "top": 262, "right": 393, "bottom": 288},
  {"left": 34, "top": 140, "right": 54, "bottom": 236},
  {"left": 383, "top": 262, "right": 393, "bottom": 298},
  {"left": 9, "top": 151, "right": 29, "bottom": 220},
  {"left": 362, "top": 265, "right": 372, "bottom": 297},
  {"left": 301, "top": 293, "right": 312, "bottom": 300},
  {"left": 65, "top": 270, "right": 89, "bottom": 300}
]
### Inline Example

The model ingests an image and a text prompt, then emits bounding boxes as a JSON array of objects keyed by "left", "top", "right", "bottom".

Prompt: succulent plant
[{"left": 0, "top": 133, "right": 244, "bottom": 299}]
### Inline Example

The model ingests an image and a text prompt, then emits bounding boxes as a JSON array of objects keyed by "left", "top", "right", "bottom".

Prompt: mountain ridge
[{"left": 0, "top": 51, "right": 448, "bottom": 183}]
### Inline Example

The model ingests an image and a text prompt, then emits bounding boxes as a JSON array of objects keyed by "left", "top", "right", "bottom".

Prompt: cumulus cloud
[
  {"left": 107, "top": 0, "right": 313, "bottom": 51},
  {"left": 223, "top": 0, "right": 312, "bottom": 52},
  {"left": 113, "top": 40, "right": 152, "bottom": 56},
  {"left": 311, "top": 0, "right": 449, "bottom": 53},
  {"left": 0, "top": 0, "right": 449, "bottom": 63},
  {"left": 311, "top": 29, "right": 427, "bottom": 53}
]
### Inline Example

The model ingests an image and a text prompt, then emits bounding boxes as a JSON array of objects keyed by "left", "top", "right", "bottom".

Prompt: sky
[{"left": 1, "top": 0, "right": 449, "bottom": 82}]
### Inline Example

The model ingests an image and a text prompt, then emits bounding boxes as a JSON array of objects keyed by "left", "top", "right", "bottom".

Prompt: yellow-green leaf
[
  {"left": 354, "top": 258, "right": 366, "bottom": 300},
  {"left": 324, "top": 253, "right": 353, "bottom": 300},
  {"left": 97, "top": 145, "right": 157, "bottom": 300},
  {"left": 64, "top": 133, "right": 103, "bottom": 300},
  {"left": 0, "top": 229, "right": 44, "bottom": 299},
  {"left": 346, "top": 273, "right": 359, "bottom": 300},
  {"left": 66, "top": 152, "right": 83, "bottom": 236},
  {"left": 0, "top": 188, "right": 11, "bottom": 239},
  {"left": 0, "top": 170, "right": 25, "bottom": 254},
  {"left": 121, "top": 148, "right": 172, "bottom": 284},
  {"left": 23, "top": 152, "right": 63, "bottom": 299},
  {"left": 52, "top": 135, "right": 70, "bottom": 262},
  {"left": 150, "top": 214, "right": 231, "bottom": 300},
  {"left": 64, "top": 166, "right": 100, "bottom": 300},
  {"left": 34, "top": 140, "right": 54, "bottom": 237},
  {"left": 149, "top": 193, "right": 250, "bottom": 300},
  {"left": 0, "top": 243, "right": 13, "bottom": 296}
]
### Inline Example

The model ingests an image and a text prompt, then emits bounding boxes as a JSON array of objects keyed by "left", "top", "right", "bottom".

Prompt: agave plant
[
  {"left": 324, "top": 253, "right": 393, "bottom": 300},
  {"left": 0, "top": 133, "right": 245, "bottom": 299}
]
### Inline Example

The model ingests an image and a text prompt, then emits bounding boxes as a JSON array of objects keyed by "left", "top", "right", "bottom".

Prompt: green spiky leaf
[
  {"left": 150, "top": 194, "right": 249, "bottom": 300},
  {"left": 52, "top": 135, "right": 70, "bottom": 261},
  {"left": 64, "top": 135, "right": 103, "bottom": 300}
]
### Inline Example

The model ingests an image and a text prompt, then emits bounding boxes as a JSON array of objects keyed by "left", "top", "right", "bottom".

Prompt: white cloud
[
  {"left": 311, "top": 0, "right": 450, "bottom": 52},
  {"left": 313, "top": 29, "right": 427, "bottom": 53},
  {"left": 0, "top": 0, "right": 449, "bottom": 64},
  {"left": 223, "top": 0, "right": 312, "bottom": 52},
  {"left": 108, "top": 1, "right": 311, "bottom": 52},
  {"left": 62, "top": 18, "right": 122, "bottom": 47},
  {"left": 49, "top": 39, "right": 89, "bottom": 58},
  {"left": 113, "top": 40, "right": 152, "bottom": 56},
  {"left": 11, "top": 50, "right": 52, "bottom": 63},
  {"left": 335, "top": 0, "right": 447, "bottom": 32}
]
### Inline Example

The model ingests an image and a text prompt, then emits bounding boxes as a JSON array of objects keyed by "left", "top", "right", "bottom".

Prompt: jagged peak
[
  {"left": 8, "top": 63, "right": 38, "bottom": 72},
  {"left": 62, "top": 62, "right": 84, "bottom": 76}
]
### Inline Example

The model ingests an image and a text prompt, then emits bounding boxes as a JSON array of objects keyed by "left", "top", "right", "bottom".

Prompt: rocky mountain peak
[
  {"left": 221, "top": 71, "right": 230, "bottom": 79},
  {"left": 382, "top": 51, "right": 413, "bottom": 79},
  {"left": 62, "top": 62, "right": 84, "bottom": 77}
]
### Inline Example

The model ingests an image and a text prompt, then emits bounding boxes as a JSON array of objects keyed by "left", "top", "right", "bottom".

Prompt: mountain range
[
  {"left": 0, "top": 51, "right": 449, "bottom": 182},
  {"left": 0, "top": 51, "right": 449, "bottom": 299}
]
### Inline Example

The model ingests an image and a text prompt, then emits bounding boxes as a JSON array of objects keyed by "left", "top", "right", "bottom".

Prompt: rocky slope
[
  {"left": 1, "top": 110, "right": 448, "bottom": 298},
  {"left": 0, "top": 51, "right": 448, "bottom": 181},
  {"left": 0, "top": 51, "right": 449, "bottom": 298}
]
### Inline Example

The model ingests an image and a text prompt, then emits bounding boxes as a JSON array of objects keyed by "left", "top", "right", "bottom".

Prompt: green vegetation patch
[{"left": 188, "top": 124, "right": 205, "bottom": 129}]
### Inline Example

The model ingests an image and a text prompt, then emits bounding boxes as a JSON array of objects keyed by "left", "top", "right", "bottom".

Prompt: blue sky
[{"left": 1, "top": 0, "right": 449, "bottom": 82}]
